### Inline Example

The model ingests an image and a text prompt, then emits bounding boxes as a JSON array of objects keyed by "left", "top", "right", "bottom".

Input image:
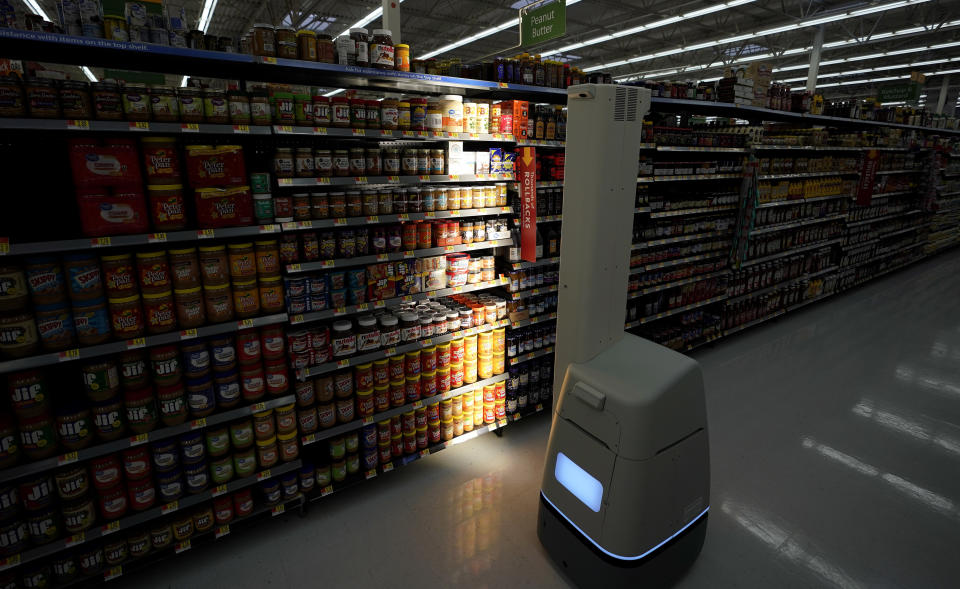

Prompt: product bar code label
[
  {"left": 215, "top": 525, "right": 230, "bottom": 539},
  {"left": 162, "top": 501, "right": 179, "bottom": 514},
  {"left": 175, "top": 540, "right": 191, "bottom": 554},
  {"left": 58, "top": 451, "right": 79, "bottom": 466}
]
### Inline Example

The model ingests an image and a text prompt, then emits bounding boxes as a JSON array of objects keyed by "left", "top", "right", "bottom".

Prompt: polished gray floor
[{"left": 125, "top": 251, "right": 960, "bottom": 589}]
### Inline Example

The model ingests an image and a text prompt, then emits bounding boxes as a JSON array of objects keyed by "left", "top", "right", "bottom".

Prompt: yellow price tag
[
  {"left": 238, "top": 318, "right": 255, "bottom": 328},
  {"left": 272, "top": 504, "right": 285, "bottom": 516},
  {"left": 413, "top": 401, "right": 423, "bottom": 409},
  {"left": 352, "top": 128, "right": 365, "bottom": 136},
  {"left": 337, "top": 359, "right": 350, "bottom": 368},
  {"left": 288, "top": 263, "right": 302, "bottom": 272},
  {"left": 162, "top": 500, "right": 179, "bottom": 514},
  {"left": 180, "top": 328, "right": 198, "bottom": 340},
  {"left": 469, "top": 133, "right": 479, "bottom": 139},
  {"left": 366, "top": 216, "right": 379, "bottom": 223},
  {"left": 277, "top": 178, "right": 293, "bottom": 186},
  {"left": 448, "top": 210, "right": 460, "bottom": 217},
  {"left": 365, "top": 469, "right": 377, "bottom": 480},
  {"left": 181, "top": 123, "right": 199, "bottom": 132},
  {"left": 147, "top": 232, "right": 167, "bottom": 243},
  {"left": 190, "top": 418, "right": 207, "bottom": 429},
  {"left": 290, "top": 314, "right": 304, "bottom": 324},
  {"left": 197, "top": 228, "right": 215, "bottom": 238},
  {"left": 102, "top": 520, "right": 121, "bottom": 535},
  {"left": 105, "top": 566, "right": 122, "bottom": 581},
  {"left": 398, "top": 214, "right": 410, "bottom": 221},
  {"left": 66, "top": 532, "right": 85, "bottom": 547},
  {"left": 432, "top": 131, "right": 443, "bottom": 137},
  {"left": 125, "top": 337, "right": 146, "bottom": 350},
  {"left": 357, "top": 303, "right": 370, "bottom": 311},
  {"left": 444, "top": 246, "right": 455, "bottom": 252},
  {"left": 354, "top": 176, "right": 368, "bottom": 183},
  {"left": 129, "top": 433, "right": 148, "bottom": 446},
  {"left": 382, "top": 462, "right": 394, "bottom": 472},
  {"left": 387, "top": 176, "right": 400, "bottom": 182},
  {"left": 0, "top": 238, "right": 7, "bottom": 255},
  {"left": 362, "top": 416, "right": 374, "bottom": 425},
  {"left": 334, "top": 218, "right": 347, "bottom": 226},
  {"left": 420, "top": 448, "right": 431, "bottom": 457},
  {"left": 313, "top": 126, "right": 328, "bottom": 135},
  {"left": 129, "top": 121, "right": 149, "bottom": 130},
  {"left": 58, "top": 348, "right": 80, "bottom": 362},
  {"left": 302, "top": 434, "right": 317, "bottom": 444},
  {"left": 448, "top": 175, "right": 459, "bottom": 181},
  {"left": 422, "top": 338, "right": 433, "bottom": 346},
  {"left": 449, "top": 132, "right": 460, "bottom": 139},
  {"left": 385, "top": 347, "right": 397, "bottom": 356},
  {"left": 250, "top": 402, "right": 267, "bottom": 412},
  {"left": 212, "top": 484, "right": 228, "bottom": 497},
  {"left": 262, "top": 56, "right": 278, "bottom": 64},
  {"left": 321, "top": 260, "right": 335, "bottom": 268},
  {"left": 278, "top": 125, "right": 293, "bottom": 133},
  {"left": 418, "top": 175, "right": 430, "bottom": 181},
  {"left": 66, "top": 119, "right": 90, "bottom": 129},
  {"left": 536, "top": 403, "right": 544, "bottom": 411},
  {"left": 175, "top": 539, "right": 191, "bottom": 553},
  {"left": 233, "top": 124, "right": 250, "bottom": 133},
  {"left": 90, "top": 236, "right": 111, "bottom": 247},
  {"left": 321, "top": 485, "right": 334, "bottom": 496},
  {"left": 376, "top": 254, "right": 389, "bottom": 262},
  {"left": 402, "top": 131, "right": 414, "bottom": 137},
  {"left": 215, "top": 525, "right": 230, "bottom": 539},
  {"left": 257, "top": 469, "right": 273, "bottom": 481},
  {"left": 498, "top": 82, "right": 509, "bottom": 88},
  {"left": 316, "top": 177, "right": 331, "bottom": 185},
  {"left": 403, "top": 251, "right": 415, "bottom": 258},
  {"left": 58, "top": 451, "right": 79, "bottom": 466}
]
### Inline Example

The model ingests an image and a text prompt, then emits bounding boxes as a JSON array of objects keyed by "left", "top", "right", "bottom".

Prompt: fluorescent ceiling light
[
  {"left": 614, "top": 20, "right": 960, "bottom": 82},
  {"left": 197, "top": 0, "right": 219, "bottom": 33},
  {"left": 776, "top": 56, "right": 960, "bottom": 84},
  {"left": 587, "top": 0, "right": 932, "bottom": 72},
  {"left": 22, "top": 0, "right": 49, "bottom": 21},
  {"left": 324, "top": 89, "right": 345, "bottom": 97},
  {"left": 334, "top": 0, "right": 407, "bottom": 39},
  {"left": 419, "top": 0, "right": 581, "bottom": 59},
  {"left": 542, "top": 0, "right": 754, "bottom": 58},
  {"left": 80, "top": 67, "right": 97, "bottom": 82}
]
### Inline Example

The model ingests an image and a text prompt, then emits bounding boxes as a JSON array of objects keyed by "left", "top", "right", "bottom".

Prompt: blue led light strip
[{"left": 540, "top": 491, "right": 709, "bottom": 561}]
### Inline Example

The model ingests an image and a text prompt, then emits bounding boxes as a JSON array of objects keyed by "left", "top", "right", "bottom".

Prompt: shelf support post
[
  {"left": 806, "top": 25, "right": 824, "bottom": 94},
  {"left": 383, "top": 0, "right": 402, "bottom": 43},
  {"left": 935, "top": 75, "right": 950, "bottom": 115}
]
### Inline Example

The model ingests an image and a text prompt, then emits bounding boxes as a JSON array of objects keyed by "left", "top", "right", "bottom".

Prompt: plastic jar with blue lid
[
  {"left": 186, "top": 374, "right": 216, "bottom": 417},
  {"left": 179, "top": 431, "right": 205, "bottom": 462},
  {"left": 214, "top": 369, "right": 241, "bottom": 408},
  {"left": 184, "top": 458, "right": 209, "bottom": 494},
  {"left": 152, "top": 439, "right": 180, "bottom": 471}
]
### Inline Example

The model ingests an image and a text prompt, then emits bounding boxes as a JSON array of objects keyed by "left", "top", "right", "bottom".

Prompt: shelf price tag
[
  {"left": 448, "top": 210, "right": 460, "bottom": 217},
  {"left": 361, "top": 416, "right": 374, "bottom": 425},
  {"left": 197, "top": 229, "right": 215, "bottom": 239},
  {"left": 444, "top": 246, "right": 455, "bottom": 252},
  {"left": 354, "top": 176, "right": 368, "bottom": 183},
  {"left": 302, "top": 433, "right": 317, "bottom": 445},
  {"left": 161, "top": 500, "right": 179, "bottom": 514},
  {"left": 403, "top": 251, "right": 415, "bottom": 258},
  {"left": 180, "top": 328, "right": 198, "bottom": 340},
  {"left": 413, "top": 401, "right": 423, "bottom": 409},
  {"left": 320, "top": 260, "right": 335, "bottom": 269},
  {"left": 356, "top": 303, "right": 370, "bottom": 311},
  {"left": 277, "top": 125, "right": 293, "bottom": 133},
  {"left": 448, "top": 175, "right": 459, "bottom": 181},
  {"left": 402, "top": 131, "right": 414, "bottom": 137},
  {"left": 419, "top": 448, "right": 431, "bottom": 457},
  {"left": 250, "top": 401, "right": 268, "bottom": 412},
  {"left": 336, "top": 359, "right": 350, "bottom": 368},
  {"left": 0, "top": 238, "right": 7, "bottom": 256},
  {"left": 102, "top": 521, "right": 121, "bottom": 535},
  {"left": 498, "top": 82, "right": 509, "bottom": 88},
  {"left": 382, "top": 462, "right": 394, "bottom": 473},
  {"left": 190, "top": 418, "right": 207, "bottom": 429},
  {"left": 90, "top": 236, "right": 111, "bottom": 247},
  {"left": 260, "top": 224, "right": 281, "bottom": 234},
  {"left": 129, "top": 433, "right": 148, "bottom": 446},
  {"left": 316, "top": 178, "right": 331, "bottom": 185},
  {"left": 366, "top": 216, "right": 379, "bottom": 223},
  {"left": 536, "top": 403, "right": 544, "bottom": 411},
  {"left": 290, "top": 314, "right": 304, "bottom": 324},
  {"left": 469, "top": 133, "right": 479, "bottom": 139},
  {"left": 418, "top": 175, "right": 430, "bottom": 182},
  {"left": 333, "top": 306, "right": 347, "bottom": 316},
  {"left": 215, "top": 525, "right": 230, "bottom": 539},
  {"left": 321, "top": 485, "right": 334, "bottom": 497},
  {"left": 125, "top": 337, "right": 146, "bottom": 350},
  {"left": 104, "top": 566, "right": 122, "bottom": 581},
  {"left": 58, "top": 348, "right": 80, "bottom": 362},
  {"left": 238, "top": 318, "right": 255, "bottom": 329},
  {"left": 181, "top": 123, "right": 200, "bottom": 132},
  {"left": 147, "top": 232, "right": 167, "bottom": 243},
  {"left": 287, "top": 263, "right": 302, "bottom": 272},
  {"left": 449, "top": 132, "right": 460, "bottom": 139},
  {"left": 129, "top": 121, "right": 149, "bottom": 131},
  {"left": 57, "top": 451, "right": 79, "bottom": 466},
  {"left": 272, "top": 503, "right": 286, "bottom": 516},
  {"left": 397, "top": 213, "right": 410, "bottom": 221},
  {"left": 175, "top": 539, "right": 192, "bottom": 554},
  {"left": 212, "top": 484, "right": 228, "bottom": 497},
  {"left": 66, "top": 119, "right": 90, "bottom": 129},
  {"left": 352, "top": 128, "right": 365, "bottom": 137},
  {"left": 65, "top": 532, "right": 85, "bottom": 547},
  {"left": 262, "top": 56, "right": 277, "bottom": 64},
  {"left": 422, "top": 338, "right": 433, "bottom": 346},
  {"left": 233, "top": 124, "right": 250, "bottom": 133},
  {"left": 384, "top": 347, "right": 396, "bottom": 356},
  {"left": 375, "top": 254, "right": 389, "bottom": 262},
  {"left": 257, "top": 469, "right": 272, "bottom": 481},
  {"left": 333, "top": 218, "right": 347, "bottom": 227},
  {"left": 387, "top": 176, "right": 400, "bottom": 183},
  {"left": 431, "top": 131, "right": 443, "bottom": 138}
]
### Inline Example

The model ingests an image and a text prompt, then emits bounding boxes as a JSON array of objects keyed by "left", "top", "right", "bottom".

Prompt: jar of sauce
[
  {"left": 276, "top": 27, "right": 297, "bottom": 59},
  {"left": 317, "top": 33, "right": 335, "bottom": 63},
  {"left": 298, "top": 29, "right": 318, "bottom": 60}
]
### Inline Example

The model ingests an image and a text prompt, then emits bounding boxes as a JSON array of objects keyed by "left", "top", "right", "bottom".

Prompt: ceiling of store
[{"left": 27, "top": 0, "right": 960, "bottom": 106}]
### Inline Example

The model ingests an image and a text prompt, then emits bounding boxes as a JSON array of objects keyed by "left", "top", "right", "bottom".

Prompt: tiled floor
[{"left": 126, "top": 251, "right": 960, "bottom": 588}]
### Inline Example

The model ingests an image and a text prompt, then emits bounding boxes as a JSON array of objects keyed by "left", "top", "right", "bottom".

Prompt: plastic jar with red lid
[
  {"left": 261, "top": 325, "right": 286, "bottom": 359},
  {"left": 213, "top": 495, "right": 234, "bottom": 524},
  {"left": 240, "top": 363, "right": 266, "bottom": 402},
  {"left": 91, "top": 454, "right": 122, "bottom": 491},
  {"left": 98, "top": 483, "right": 128, "bottom": 520},
  {"left": 233, "top": 488, "right": 254, "bottom": 517},
  {"left": 236, "top": 330, "right": 261, "bottom": 364},
  {"left": 265, "top": 359, "right": 289, "bottom": 396}
]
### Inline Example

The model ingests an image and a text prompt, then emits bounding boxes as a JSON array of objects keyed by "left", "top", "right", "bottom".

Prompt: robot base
[{"left": 537, "top": 494, "right": 707, "bottom": 588}]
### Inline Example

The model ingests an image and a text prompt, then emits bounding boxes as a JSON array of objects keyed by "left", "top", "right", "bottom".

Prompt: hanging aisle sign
[
  {"left": 518, "top": 147, "right": 538, "bottom": 262},
  {"left": 520, "top": 0, "right": 566, "bottom": 47}
]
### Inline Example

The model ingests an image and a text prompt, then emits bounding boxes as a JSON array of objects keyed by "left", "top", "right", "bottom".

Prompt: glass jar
[
  {"left": 178, "top": 87, "right": 204, "bottom": 123},
  {"left": 297, "top": 29, "right": 318, "bottom": 61},
  {"left": 256, "top": 436, "right": 279, "bottom": 469},
  {"left": 350, "top": 28, "right": 370, "bottom": 67},
  {"left": 317, "top": 33, "right": 335, "bottom": 63},
  {"left": 276, "top": 27, "right": 297, "bottom": 59},
  {"left": 333, "top": 150, "right": 349, "bottom": 176},
  {"left": 26, "top": 78, "right": 60, "bottom": 118},
  {"left": 383, "top": 147, "right": 400, "bottom": 175},
  {"left": 331, "top": 96, "right": 350, "bottom": 127},
  {"left": 60, "top": 80, "right": 92, "bottom": 119},
  {"left": 401, "top": 148, "right": 418, "bottom": 175},
  {"left": 252, "top": 23, "right": 276, "bottom": 56},
  {"left": 274, "top": 148, "right": 294, "bottom": 178},
  {"left": 312, "top": 95, "right": 330, "bottom": 126},
  {"left": 409, "top": 98, "right": 427, "bottom": 131},
  {"left": 149, "top": 86, "right": 179, "bottom": 122},
  {"left": 397, "top": 101, "right": 411, "bottom": 130},
  {"left": 350, "top": 99, "right": 366, "bottom": 128},
  {"left": 365, "top": 148, "right": 381, "bottom": 175},
  {"left": 296, "top": 147, "right": 315, "bottom": 178},
  {"left": 366, "top": 99, "right": 380, "bottom": 128},
  {"left": 380, "top": 98, "right": 399, "bottom": 130},
  {"left": 369, "top": 29, "right": 395, "bottom": 69},
  {"left": 121, "top": 83, "right": 150, "bottom": 121},
  {"left": 92, "top": 80, "right": 123, "bottom": 121},
  {"left": 250, "top": 91, "right": 271, "bottom": 125},
  {"left": 227, "top": 90, "right": 251, "bottom": 124},
  {"left": 0, "top": 77, "right": 24, "bottom": 117},
  {"left": 203, "top": 89, "right": 229, "bottom": 123},
  {"left": 331, "top": 320, "right": 356, "bottom": 358}
]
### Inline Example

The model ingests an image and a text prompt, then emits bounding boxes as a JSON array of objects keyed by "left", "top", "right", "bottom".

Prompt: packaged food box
[
  {"left": 194, "top": 185, "right": 253, "bottom": 228},
  {"left": 68, "top": 138, "right": 143, "bottom": 189},
  {"left": 185, "top": 145, "right": 246, "bottom": 188},
  {"left": 75, "top": 189, "right": 150, "bottom": 236},
  {"left": 366, "top": 263, "right": 395, "bottom": 302}
]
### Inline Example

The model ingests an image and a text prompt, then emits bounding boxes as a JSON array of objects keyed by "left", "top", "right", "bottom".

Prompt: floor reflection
[
  {"left": 445, "top": 472, "right": 504, "bottom": 585},
  {"left": 852, "top": 397, "right": 960, "bottom": 459}
]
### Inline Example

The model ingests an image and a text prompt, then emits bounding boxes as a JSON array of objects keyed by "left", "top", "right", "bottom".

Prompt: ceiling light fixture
[
  {"left": 775, "top": 56, "right": 960, "bottom": 84},
  {"left": 197, "top": 0, "right": 219, "bottom": 33},
  {"left": 22, "top": 0, "right": 49, "bottom": 21},
  {"left": 614, "top": 20, "right": 960, "bottom": 82},
  {"left": 80, "top": 66, "right": 97, "bottom": 82},
  {"left": 419, "top": 0, "right": 581, "bottom": 59},
  {"left": 586, "top": 0, "right": 932, "bottom": 73},
  {"left": 540, "top": 0, "right": 754, "bottom": 58}
]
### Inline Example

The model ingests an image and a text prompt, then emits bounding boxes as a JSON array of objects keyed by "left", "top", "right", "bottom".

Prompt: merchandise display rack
[{"left": 0, "top": 36, "right": 571, "bottom": 586}]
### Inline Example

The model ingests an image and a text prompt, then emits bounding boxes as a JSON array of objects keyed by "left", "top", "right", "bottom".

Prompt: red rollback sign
[
  {"left": 519, "top": 147, "right": 537, "bottom": 262},
  {"left": 857, "top": 149, "right": 880, "bottom": 205}
]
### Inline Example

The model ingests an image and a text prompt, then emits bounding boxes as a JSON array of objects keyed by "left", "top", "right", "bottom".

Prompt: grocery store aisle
[{"left": 125, "top": 250, "right": 960, "bottom": 589}]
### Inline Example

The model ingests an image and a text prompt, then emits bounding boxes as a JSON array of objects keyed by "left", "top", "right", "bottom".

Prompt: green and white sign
[
  {"left": 520, "top": 0, "right": 566, "bottom": 47},
  {"left": 877, "top": 81, "right": 923, "bottom": 103}
]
